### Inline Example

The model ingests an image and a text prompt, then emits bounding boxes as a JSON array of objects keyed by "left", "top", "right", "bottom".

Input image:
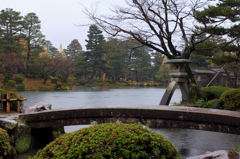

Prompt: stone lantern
[{"left": 160, "top": 57, "right": 191, "bottom": 105}]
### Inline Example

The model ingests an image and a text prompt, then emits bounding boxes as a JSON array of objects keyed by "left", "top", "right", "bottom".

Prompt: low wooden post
[
  {"left": 0, "top": 93, "right": 27, "bottom": 113},
  {"left": 6, "top": 93, "right": 10, "bottom": 113},
  {"left": 17, "top": 93, "right": 20, "bottom": 113}
]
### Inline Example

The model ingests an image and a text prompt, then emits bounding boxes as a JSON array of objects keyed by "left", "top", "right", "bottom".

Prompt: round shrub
[
  {"left": 0, "top": 128, "right": 9, "bottom": 157},
  {"left": 15, "top": 134, "right": 31, "bottom": 154},
  {"left": 139, "top": 83, "right": 144, "bottom": 86},
  {"left": 51, "top": 78, "right": 58, "bottom": 84},
  {"left": 219, "top": 89, "right": 240, "bottom": 111},
  {"left": 8, "top": 80, "right": 16, "bottom": 87},
  {"left": 200, "top": 86, "right": 233, "bottom": 101},
  {"left": 78, "top": 79, "right": 86, "bottom": 85},
  {"left": 75, "top": 83, "right": 80, "bottom": 86},
  {"left": 17, "top": 84, "right": 25, "bottom": 91},
  {"left": 14, "top": 76, "right": 24, "bottom": 84},
  {"left": 32, "top": 123, "right": 180, "bottom": 159},
  {"left": 108, "top": 79, "right": 113, "bottom": 84}
]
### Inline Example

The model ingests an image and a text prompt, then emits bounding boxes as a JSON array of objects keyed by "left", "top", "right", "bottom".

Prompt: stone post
[{"left": 160, "top": 57, "right": 191, "bottom": 105}]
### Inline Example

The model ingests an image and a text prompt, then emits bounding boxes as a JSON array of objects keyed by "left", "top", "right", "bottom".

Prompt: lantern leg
[{"left": 160, "top": 81, "right": 178, "bottom": 105}]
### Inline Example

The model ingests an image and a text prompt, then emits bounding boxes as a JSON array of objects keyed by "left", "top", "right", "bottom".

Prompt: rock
[
  {"left": 23, "top": 102, "right": 52, "bottom": 113},
  {"left": 186, "top": 150, "right": 240, "bottom": 159},
  {"left": 0, "top": 118, "right": 18, "bottom": 130}
]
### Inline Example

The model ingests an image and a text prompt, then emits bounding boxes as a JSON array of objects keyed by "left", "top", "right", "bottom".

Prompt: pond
[{"left": 16, "top": 87, "right": 240, "bottom": 158}]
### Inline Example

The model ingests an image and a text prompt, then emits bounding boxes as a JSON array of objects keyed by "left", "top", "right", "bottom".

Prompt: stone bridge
[{"left": 19, "top": 105, "right": 240, "bottom": 134}]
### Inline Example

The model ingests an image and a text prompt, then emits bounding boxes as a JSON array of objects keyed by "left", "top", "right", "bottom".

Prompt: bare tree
[
  {"left": 82, "top": 0, "right": 239, "bottom": 85},
  {"left": 82, "top": 0, "right": 205, "bottom": 84}
]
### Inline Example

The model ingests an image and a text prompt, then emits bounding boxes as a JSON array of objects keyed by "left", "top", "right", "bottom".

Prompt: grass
[{"left": 0, "top": 74, "right": 58, "bottom": 91}]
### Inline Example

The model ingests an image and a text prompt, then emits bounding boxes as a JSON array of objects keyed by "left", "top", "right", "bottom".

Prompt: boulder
[
  {"left": 0, "top": 118, "right": 18, "bottom": 130},
  {"left": 186, "top": 150, "right": 240, "bottom": 159},
  {"left": 23, "top": 102, "right": 52, "bottom": 114}
]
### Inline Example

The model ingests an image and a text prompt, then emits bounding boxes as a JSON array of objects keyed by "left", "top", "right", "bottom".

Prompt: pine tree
[
  {"left": 23, "top": 12, "right": 45, "bottom": 75},
  {"left": 66, "top": 39, "right": 83, "bottom": 62},
  {"left": 0, "top": 8, "right": 25, "bottom": 78},
  {"left": 195, "top": 0, "right": 240, "bottom": 87},
  {"left": 84, "top": 25, "right": 107, "bottom": 83}
]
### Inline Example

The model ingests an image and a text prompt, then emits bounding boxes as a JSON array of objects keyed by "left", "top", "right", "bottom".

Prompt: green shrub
[
  {"left": 75, "top": 83, "right": 80, "bottom": 86},
  {"left": 51, "top": 78, "right": 58, "bottom": 84},
  {"left": 78, "top": 79, "right": 86, "bottom": 85},
  {"left": 8, "top": 80, "right": 16, "bottom": 87},
  {"left": 31, "top": 123, "right": 180, "bottom": 159},
  {"left": 121, "top": 79, "right": 128, "bottom": 84},
  {"left": 219, "top": 89, "right": 240, "bottom": 111},
  {"left": 108, "top": 79, "right": 113, "bottom": 84},
  {"left": 0, "top": 128, "right": 9, "bottom": 157},
  {"left": 0, "top": 89, "right": 24, "bottom": 111},
  {"left": 200, "top": 86, "right": 233, "bottom": 101},
  {"left": 14, "top": 76, "right": 24, "bottom": 84},
  {"left": 17, "top": 84, "right": 25, "bottom": 91},
  {"left": 15, "top": 134, "right": 31, "bottom": 154},
  {"left": 139, "top": 83, "right": 144, "bottom": 86},
  {"left": 55, "top": 84, "right": 61, "bottom": 89},
  {"left": 103, "top": 78, "right": 108, "bottom": 82},
  {"left": 196, "top": 99, "right": 208, "bottom": 108},
  {"left": 2, "top": 71, "right": 13, "bottom": 85},
  {"left": 158, "top": 83, "right": 164, "bottom": 86}
]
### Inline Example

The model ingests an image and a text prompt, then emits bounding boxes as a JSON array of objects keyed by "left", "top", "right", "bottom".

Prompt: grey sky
[{"left": 0, "top": 0, "right": 126, "bottom": 50}]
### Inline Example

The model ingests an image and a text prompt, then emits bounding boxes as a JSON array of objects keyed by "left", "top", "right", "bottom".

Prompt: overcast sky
[
  {"left": 1, "top": 0, "right": 219, "bottom": 51},
  {"left": 0, "top": 0, "right": 126, "bottom": 50}
]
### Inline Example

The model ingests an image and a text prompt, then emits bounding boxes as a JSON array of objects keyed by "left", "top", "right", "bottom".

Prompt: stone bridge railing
[{"left": 19, "top": 105, "right": 240, "bottom": 134}]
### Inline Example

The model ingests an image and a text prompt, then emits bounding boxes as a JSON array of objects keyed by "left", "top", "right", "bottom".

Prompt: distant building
[{"left": 191, "top": 66, "right": 239, "bottom": 87}]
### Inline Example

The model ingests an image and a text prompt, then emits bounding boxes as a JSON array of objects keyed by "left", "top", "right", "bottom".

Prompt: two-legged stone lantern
[{"left": 160, "top": 57, "right": 191, "bottom": 105}]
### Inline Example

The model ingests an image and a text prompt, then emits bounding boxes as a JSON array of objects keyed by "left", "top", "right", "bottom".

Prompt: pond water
[{"left": 16, "top": 87, "right": 240, "bottom": 158}]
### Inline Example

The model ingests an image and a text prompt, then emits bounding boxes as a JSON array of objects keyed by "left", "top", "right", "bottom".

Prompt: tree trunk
[
  {"left": 135, "top": 70, "right": 139, "bottom": 82},
  {"left": 184, "top": 63, "right": 197, "bottom": 85}
]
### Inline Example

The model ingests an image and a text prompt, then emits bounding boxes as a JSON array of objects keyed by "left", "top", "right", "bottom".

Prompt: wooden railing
[{"left": 0, "top": 93, "right": 27, "bottom": 113}]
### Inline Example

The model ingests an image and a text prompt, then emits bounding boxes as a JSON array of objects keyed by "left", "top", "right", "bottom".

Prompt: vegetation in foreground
[
  {"left": 173, "top": 85, "right": 240, "bottom": 111},
  {"left": 31, "top": 122, "right": 180, "bottom": 159}
]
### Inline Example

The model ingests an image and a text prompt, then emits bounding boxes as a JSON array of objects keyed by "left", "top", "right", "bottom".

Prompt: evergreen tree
[
  {"left": 0, "top": 8, "right": 25, "bottom": 77},
  {"left": 195, "top": 0, "right": 240, "bottom": 87},
  {"left": 84, "top": 25, "right": 107, "bottom": 83},
  {"left": 66, "top": 39, "right": 83, "bottom": 62},
  {"left": 45, "top": 40, "right": 58, "bottom": 58},
  {"left": 23, "top": 12, "right": 45, "bottom": 75},
  {"left": 103, "top": 38, "right": 125, "bottom": 80}
]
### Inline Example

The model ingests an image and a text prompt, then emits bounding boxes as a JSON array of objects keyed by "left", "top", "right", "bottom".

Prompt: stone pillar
[{"left": 160, "top": 57, "right": 191, "bottom": 105}]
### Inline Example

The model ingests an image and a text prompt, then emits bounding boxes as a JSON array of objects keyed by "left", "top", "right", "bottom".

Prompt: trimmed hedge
[
  {"left": 219, "top": 89, "right": 240, "bottom": 111},
  {"left": 78, "top": 79, "right": 86, "bottom": 86},
  {"left": 31, "top": 123, "right": 180, "bottom": 159},
  {"left": 17, "top": 84, "right": 25, "bottom": 91},
  {"left": 8, "top": 80, "right": 16, "bottom": 87},
  {"left": 51, "top": 78, "right": 58, "bottom": 84},
  {"left": 14, "top": 76, "right": 24, "bottom": 84},
  {"left": 200, "top": 86, "right": 233, "bottom": 101}
]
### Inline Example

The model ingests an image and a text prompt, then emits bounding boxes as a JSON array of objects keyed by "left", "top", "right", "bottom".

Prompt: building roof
[{"left": 192, "top": 70, "right": 215, "bottom": 74}]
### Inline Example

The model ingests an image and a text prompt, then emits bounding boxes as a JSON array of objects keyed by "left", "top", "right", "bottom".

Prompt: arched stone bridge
[{"left": 19, "top": 105, "right": 240, "bottom": 134}]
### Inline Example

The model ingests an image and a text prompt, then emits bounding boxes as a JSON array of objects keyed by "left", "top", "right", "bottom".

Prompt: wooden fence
[{"left": 0, "top": 93, "right": 27, "bottom": 113}]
